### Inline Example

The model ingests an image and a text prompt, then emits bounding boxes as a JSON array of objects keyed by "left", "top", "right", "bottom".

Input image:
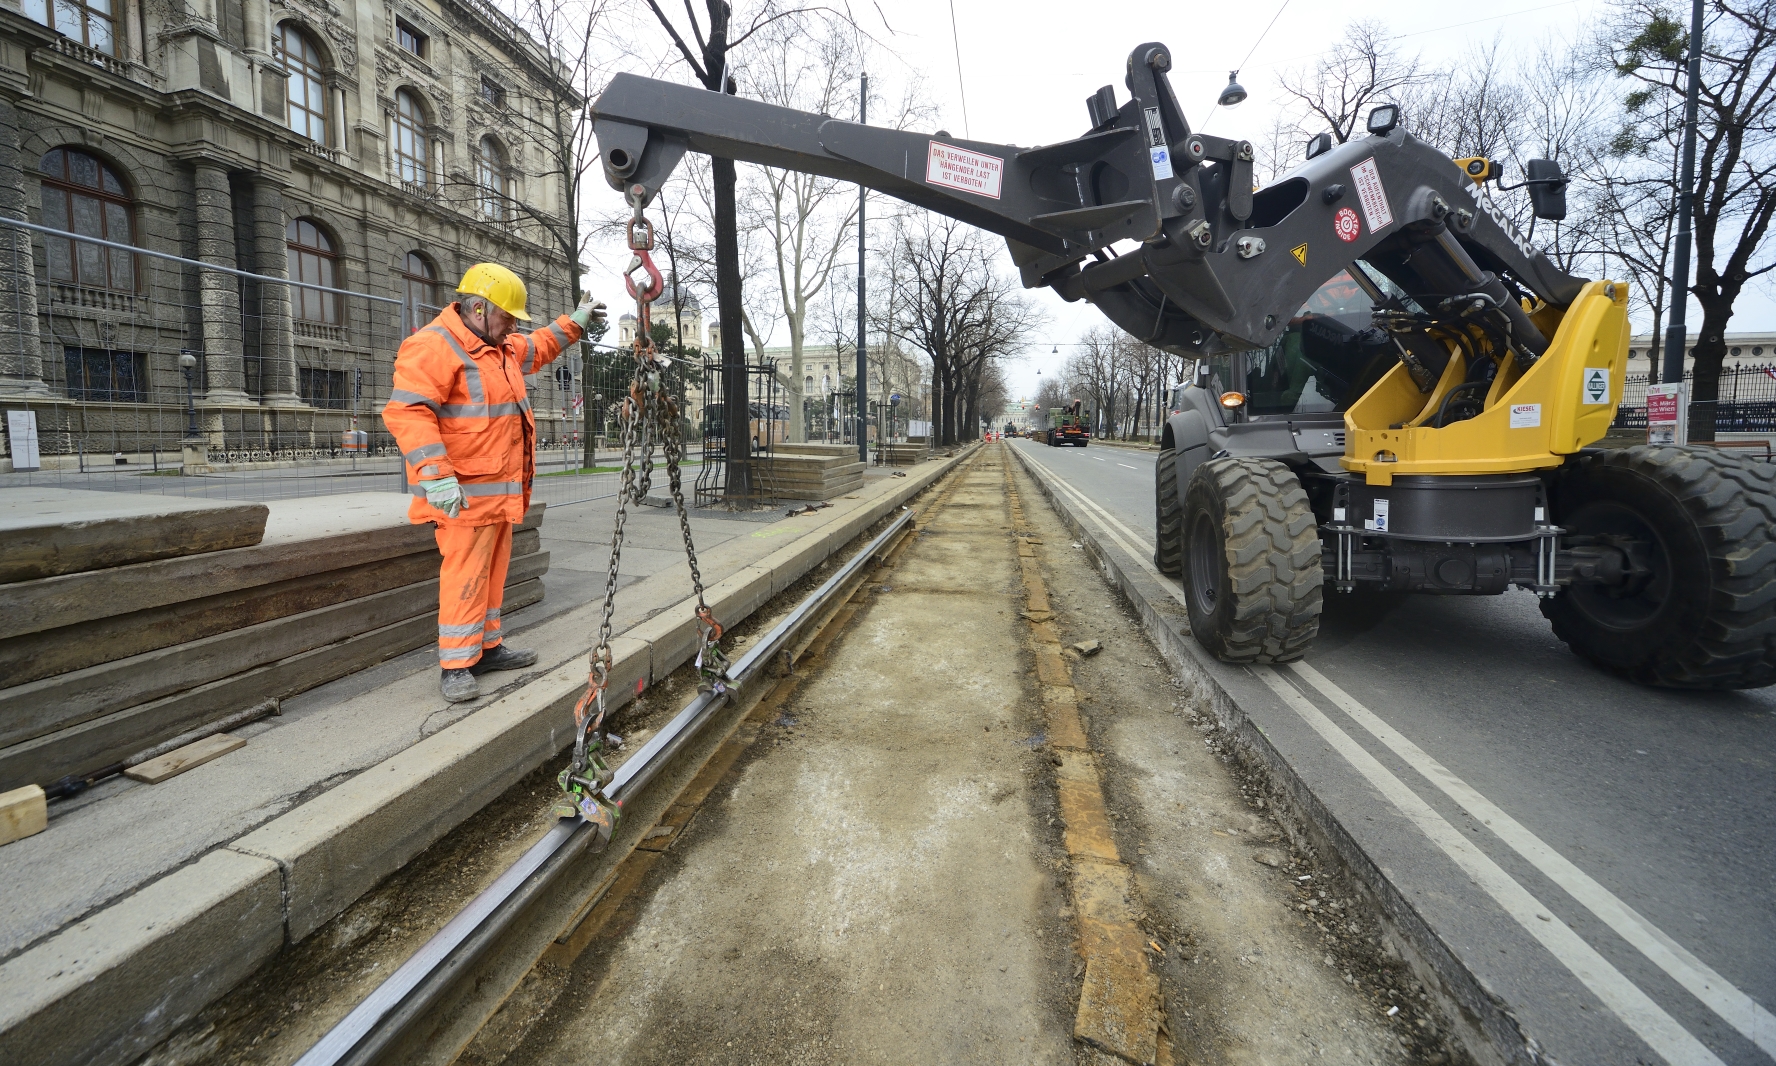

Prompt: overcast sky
[{"left": 580, "top": 0, "right": 1775, "bottom": 403}]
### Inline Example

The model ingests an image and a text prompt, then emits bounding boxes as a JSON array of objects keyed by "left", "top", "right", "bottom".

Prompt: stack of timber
[
  {"left": 877, "top": 439, "right": 931, "bottom": 466},
  {"left": 756, "top": 443, "right": 867, "bottom": 500},
  {"left": 0, "top": 490, "right": 548, "bottom": 792}
]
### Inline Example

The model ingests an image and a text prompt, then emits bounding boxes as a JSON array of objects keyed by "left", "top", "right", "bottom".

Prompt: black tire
[
  {"left": 1078, "top": 438, "right": 1088, "bottom": 448},
  {"left": 1182, "top": 457, "right": 1323, "bottom": 662},
  {"left": 1154, "top": 448, "right": 1183, "bottom": 575},
  {"left": 1542, "top": 445, "right": 1776, "bottom": 689}
]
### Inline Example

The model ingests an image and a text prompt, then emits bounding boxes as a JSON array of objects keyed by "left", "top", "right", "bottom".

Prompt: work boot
[
  {"left": 441, "top": 668, "right": 480, "bottom": 703},
  {"left": 470, "top": 644, "right": 538, "bottom": 675}
]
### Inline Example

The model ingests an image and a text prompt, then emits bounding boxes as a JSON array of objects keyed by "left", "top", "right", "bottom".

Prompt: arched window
[
  {"left": 38, "top": 147, "right": 135, "bottom": 291},
  {"left": 392, "top": 90, "right": 428, "bottom": 185},
  {"left": 400, "top": 251, "right": 438, "bottom": 334},
  {"left": 286, "top": 218, "right": 340, "bottom": 324},
  {"left": 474, "top": 135, "right": 505, "bottom": 220},
  {"left": 273, "top": 23, "right": 328, "bottom": 143},
  {"left": 22, "top": 0, "right": 116, "bottom": 55}
]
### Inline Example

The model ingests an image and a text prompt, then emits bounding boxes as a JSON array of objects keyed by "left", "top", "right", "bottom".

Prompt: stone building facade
[{"left": 0, "top": 0, "right": 581, "bottom": 467}]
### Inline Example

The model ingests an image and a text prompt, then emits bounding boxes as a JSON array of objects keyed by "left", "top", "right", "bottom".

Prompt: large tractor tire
[
  {"left": 1154, "top": 448, "right": 1184, "bottom": 575},
  {"left": 1542, "top": 446, "right": 1776, "bottom": 689},
  {"left": 1182, "top": 457, "right": 1323, "bottom": 662}
]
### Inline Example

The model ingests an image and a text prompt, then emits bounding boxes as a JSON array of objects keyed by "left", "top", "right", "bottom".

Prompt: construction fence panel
[{"left": 0, "top": 218, "right": 617, "bottom": 507}]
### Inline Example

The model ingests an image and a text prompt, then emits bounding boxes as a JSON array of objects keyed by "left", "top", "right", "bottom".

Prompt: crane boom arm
[{"left": 591, "top": 42, "right": 1586, "bottom": 359}]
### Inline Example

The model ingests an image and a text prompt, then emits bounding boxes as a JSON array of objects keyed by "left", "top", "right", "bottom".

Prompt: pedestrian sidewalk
[{"left": 0, "top": 452, "right": 969, "bottom": 1066}]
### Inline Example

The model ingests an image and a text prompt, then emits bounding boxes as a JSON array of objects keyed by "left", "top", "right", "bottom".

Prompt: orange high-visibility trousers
[{"left": 434, "top": 521, "right": 512, "bottom": 670}]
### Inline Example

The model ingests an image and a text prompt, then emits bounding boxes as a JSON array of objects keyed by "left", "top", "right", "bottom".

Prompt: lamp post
[
  {"left": 178, "top": 350, "right": 208, "bottom": 475},
  {"left": 179, "top": 350, "right": 198, "bottom": 436}
]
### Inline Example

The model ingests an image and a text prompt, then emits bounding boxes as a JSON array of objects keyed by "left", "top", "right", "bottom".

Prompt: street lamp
[
  {"left": 178, "top": 350, "right": 198, "bottom": 436},
  {"left": 1218, "top": 71, "right": 1248, "bottom": 109}
]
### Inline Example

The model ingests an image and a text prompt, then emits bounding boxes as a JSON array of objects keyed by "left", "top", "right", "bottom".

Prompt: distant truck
[{"left": 1044, "top": 401, "right": 1090, "bottom": 447}]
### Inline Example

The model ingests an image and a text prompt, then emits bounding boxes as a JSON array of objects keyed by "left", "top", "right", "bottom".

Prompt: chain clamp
[{"left": 555, "top": 195, "right": 730, "bottom": 829}]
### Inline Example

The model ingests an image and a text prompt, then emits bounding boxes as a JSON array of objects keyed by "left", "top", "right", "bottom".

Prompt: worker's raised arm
[
  {"left": 502, "top": 298, "right": 605, "bottom": 375},
  {"left": 502, "top": 315, "right": 580, "bottom": 376}
]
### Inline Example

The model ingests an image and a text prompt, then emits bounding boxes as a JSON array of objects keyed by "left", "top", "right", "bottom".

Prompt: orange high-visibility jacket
[{"left": 383, "top": 302, "right": 583, "bottom": 527}]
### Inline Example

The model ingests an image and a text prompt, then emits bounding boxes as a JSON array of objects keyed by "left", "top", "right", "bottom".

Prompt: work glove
[
  {"left": 423, "top": 475, "right": 466, "bottom": 518},
  {"left": 570, "top": 298, "right": 606, "bottom": 332}
]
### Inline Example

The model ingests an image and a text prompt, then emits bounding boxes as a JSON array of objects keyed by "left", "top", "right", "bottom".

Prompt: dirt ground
[
  {"left": 1015, "top": 452, "right": 1463, "bottom": 1066},
  {"left": 485, "top": 448, "right": 1462, "bottom": 1065},
  {"left": 500, "top": 451, "right": 1080, "bottom": 1065}
]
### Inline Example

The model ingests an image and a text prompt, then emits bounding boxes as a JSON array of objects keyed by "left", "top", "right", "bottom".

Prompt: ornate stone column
[
  {"left": 191, "top": 161, "right": 252, "bottom": 405},
  {"left": 0, "top": 97, "right": 47, "bottom": 398},
  {"left": 249, "top": 175, "right": 303, "bottom": 406}
]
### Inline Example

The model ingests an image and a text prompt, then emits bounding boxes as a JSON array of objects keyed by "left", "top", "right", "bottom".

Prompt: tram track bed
[{"left": 138, "top": 446, "right": 1468, "bottom": 1066}]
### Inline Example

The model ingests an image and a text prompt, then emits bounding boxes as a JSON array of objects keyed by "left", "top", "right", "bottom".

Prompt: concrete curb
[
  {"left": 0, "top": 451, "right": 975, "bottom": 1066},
  {"left": 1084, "top": 438, "right": 1159, "bottom": 452},
  {"left": 1006, "top": 443, "right": 1536, "bottom": 1066}
]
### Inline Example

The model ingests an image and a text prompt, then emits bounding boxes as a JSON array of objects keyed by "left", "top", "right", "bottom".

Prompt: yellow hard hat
[{"left": 456, "top": 262, "right": 531, "bottom": 321}]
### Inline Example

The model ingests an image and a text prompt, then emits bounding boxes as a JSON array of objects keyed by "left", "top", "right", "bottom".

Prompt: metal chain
[{"left": 556, "top": 189, "right": 728, "bottom": 831}]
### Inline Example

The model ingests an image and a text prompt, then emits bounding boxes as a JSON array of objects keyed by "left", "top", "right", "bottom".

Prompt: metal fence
[
  {"left": 0, "top": 218, "right": 620, "bottom": 507},
  {"left": 1612, "top": 365, "right": 1776, "bottom": 432}
]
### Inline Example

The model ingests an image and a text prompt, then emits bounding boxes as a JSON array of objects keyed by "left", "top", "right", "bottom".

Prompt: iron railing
[{"left": 1612, "top": 365, "right": 1776, "bottom": 432}]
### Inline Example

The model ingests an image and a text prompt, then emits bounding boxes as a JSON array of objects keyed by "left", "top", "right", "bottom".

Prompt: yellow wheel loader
[{"left": 591, "top": 43, "right": 1776, "bottom": 689}]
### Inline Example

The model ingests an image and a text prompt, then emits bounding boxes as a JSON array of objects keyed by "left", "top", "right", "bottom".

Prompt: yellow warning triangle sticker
[{"left": 1290, "top": 243, "right": 1309, "bottom": 267}]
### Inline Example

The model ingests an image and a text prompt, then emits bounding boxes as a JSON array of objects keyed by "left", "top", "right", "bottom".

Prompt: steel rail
[{"left": 294, "top": 504, "right": 918, "bottom": 1066}]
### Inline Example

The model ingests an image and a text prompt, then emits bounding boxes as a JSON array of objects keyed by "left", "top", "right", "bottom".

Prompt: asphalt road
[{"left": 1014, "top": 438, "right": 1776, "bottom": 1066}]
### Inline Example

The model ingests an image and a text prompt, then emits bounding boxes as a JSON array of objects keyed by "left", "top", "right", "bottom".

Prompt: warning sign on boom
[{"left": 1290, "top": 244, "right": 1308, "bottom": 267}]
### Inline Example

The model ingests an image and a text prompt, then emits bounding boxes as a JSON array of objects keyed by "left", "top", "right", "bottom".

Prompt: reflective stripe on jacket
[{"left": 382, "top": 302, "right": 582, "bottom": 526}]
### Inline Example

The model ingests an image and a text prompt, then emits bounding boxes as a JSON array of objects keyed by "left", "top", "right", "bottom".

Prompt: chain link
[{"left": 557, "top": 190, "right": 728, "bottom": 828}]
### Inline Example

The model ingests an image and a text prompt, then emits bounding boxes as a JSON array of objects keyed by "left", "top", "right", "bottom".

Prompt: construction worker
[{"left": 383, "top": 263, "right": 604, "bottom": 703}]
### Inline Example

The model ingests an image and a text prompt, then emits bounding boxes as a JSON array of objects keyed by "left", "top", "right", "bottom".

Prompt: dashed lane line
[
  {"left": 1253, "top": 669, "right": 1726, "bottom": 1066},
  {"left": 1289, "top": 661, "right": 1776, "bottom": 1060},
  {"left": 1015, "top": 445, "right": 1743, "bottom": 1066},
  {"left": 1117, "top": 464, "right": 1138, "bottom": 470}
]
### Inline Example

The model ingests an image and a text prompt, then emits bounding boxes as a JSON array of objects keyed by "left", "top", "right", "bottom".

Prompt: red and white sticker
[
  {"left": 1350, "top": 157, "right": 1394, "bottom": 232},
  {"left": 1334, "top": 206, "right": 1361, "bottom": 243},
  {"left": 925, "top": 141, "right": 1004, "bottom": 199}
]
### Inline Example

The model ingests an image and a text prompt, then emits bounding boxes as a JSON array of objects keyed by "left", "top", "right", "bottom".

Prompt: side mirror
[{"left": 1525, "top": 158, "right": 1567, "bottom": 221}]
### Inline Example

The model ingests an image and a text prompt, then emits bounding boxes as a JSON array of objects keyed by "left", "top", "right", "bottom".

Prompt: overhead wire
[
  {"left": 1199, "top": 0, "right": 1291, "bottom": 131},
  {"left": 1175, "top": 0, "right": 1588, "bottom": 76},
  {"left": 948, "top": 0, "right": 971, "bottom": 138}
]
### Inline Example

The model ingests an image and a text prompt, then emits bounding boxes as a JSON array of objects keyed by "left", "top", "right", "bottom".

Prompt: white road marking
[
  {"left": 1289, "top": 661, "right": 1776, "bottom": 1059},
  {"left": 1094, "top": 456, "right": 1105, "bottom": 461},
  {"left": 1017, "top": 447, "right": 1737, "bottom": 1066},
  {"left": 1117, "top": 463, "right": 1138, "bottom": 470},
  {"left": 1252, "top": 669, "right": 1726, "bottom": 1066},
  {"left": 1019, "top": 451, "right": 1185, "bottom": 601}
]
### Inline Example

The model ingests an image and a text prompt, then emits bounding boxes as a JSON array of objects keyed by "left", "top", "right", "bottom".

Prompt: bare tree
[
  {"left": 743, "top": 20, "right": 860, "bottom": 441},
  {"left": 637, "top": 0, "right": 807, "bottom": 494},
  {"left": 1279, "top": 21, "right": 1423, "bottom": 145},
  {"left": 1609, "top": 0, "right": 1776, "bottom": 437},
  {"left": 879, "top": 213, "right": 1038, "bottom": 445}
]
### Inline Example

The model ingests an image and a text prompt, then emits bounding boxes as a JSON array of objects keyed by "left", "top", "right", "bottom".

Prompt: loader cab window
[{"left": 1242, "top": 270, "right": 1394, "bottom": 417}]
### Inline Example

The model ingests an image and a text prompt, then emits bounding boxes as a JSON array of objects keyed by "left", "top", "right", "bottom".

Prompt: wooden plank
[
  {"left": 0, "top": 577, "right": 545, "bottom": 793},
  {"left": 0, "top": 551, "right": 550, "bottom": 750},
  {"left": 0, "top": 784, "right": 47, "bottom": 846},
  {"left": 0, "top": 528, "right": 541, "bottom": 688},
  {"left": 123, "top": 734, "right": 246, "bottom": 784}
]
